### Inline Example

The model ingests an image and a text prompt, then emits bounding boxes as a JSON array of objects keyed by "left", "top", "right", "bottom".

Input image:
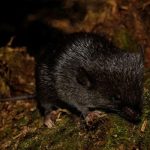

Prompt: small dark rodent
[
  {"left": 33, "top": 29, "right": 144, "bottom": 126},
  {"left": 2, "top": 22, "right": 144, "bottom": 127}
]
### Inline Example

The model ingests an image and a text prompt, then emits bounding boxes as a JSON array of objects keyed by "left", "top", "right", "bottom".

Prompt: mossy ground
[{"left": 0, "top": 93, "right": 149, "bottom": 149}]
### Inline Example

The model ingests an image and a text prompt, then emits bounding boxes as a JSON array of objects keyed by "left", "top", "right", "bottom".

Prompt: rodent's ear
[{"left": 76, "top": 67, "right": 92, "bottom": 89}]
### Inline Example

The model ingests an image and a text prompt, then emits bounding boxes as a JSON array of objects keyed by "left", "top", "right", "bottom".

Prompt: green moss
[
  {"left": 30, "top": 110, "right": 40, "bottom": 119},
  {"left": 16, "top": 116, "right": 81, "bottom": 150},
  {"left": 144, "top": 71, "right": 150, "bottom": 90},
  {"left": 104, "top": 116, "right": 129, "bottom": 149},
  {"left": 144, "top": 89, "right": 150, "bottom": 117},
  {"left": 44, "top": 117, "right": 82, "bottom": 150},
  {"left": 113, "top": 28, "right": 139, "bottom": 52},
  {"left": 16, "top": 115, "right": 110, "bottom": 150},
  {"left": 15, "top": 117, "right": 29, "bottom": 127},
  {"left": 18, "top": 136, "right": 41, "bottom": 150},
  {"left": 0, "top": 127, "right": 12, "bottom": 139}
]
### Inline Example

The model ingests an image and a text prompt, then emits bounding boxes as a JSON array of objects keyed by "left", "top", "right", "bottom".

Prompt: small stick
[
  {"left": 141, "top": 119, "right": 148, "bottom": 132},
  {"left": 0, "top": 94, "right": 36, "bottom": 102}
]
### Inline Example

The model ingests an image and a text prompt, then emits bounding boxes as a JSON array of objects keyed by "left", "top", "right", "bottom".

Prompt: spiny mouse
[
  {"left": 1, "top": 22, "right": 144, "bottom": 127},
  {"left": 34, "top": 32, "right": 144, "bottom": 127}
]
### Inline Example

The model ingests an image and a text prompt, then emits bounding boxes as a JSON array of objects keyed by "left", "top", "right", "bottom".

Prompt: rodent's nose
[{"left": 122, "top": 107, "right": 141, "bottom": 124}]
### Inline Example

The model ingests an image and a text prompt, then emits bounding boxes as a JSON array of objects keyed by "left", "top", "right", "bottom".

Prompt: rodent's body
[{"left": 35, "top": 32, "right": 144, "bottom": 124}]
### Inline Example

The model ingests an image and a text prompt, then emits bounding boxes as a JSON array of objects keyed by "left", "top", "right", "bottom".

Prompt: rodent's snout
[{"left": 122, "top": 107, "right": 141, "bottom": 123}]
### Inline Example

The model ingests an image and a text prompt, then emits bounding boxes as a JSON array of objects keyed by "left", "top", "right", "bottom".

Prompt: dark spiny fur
[{"left": 36, "top": 32, "right": 144, "bottom": 123}]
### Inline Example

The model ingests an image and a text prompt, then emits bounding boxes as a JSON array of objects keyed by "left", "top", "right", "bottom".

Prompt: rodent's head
[
  {"left": 110, "top": 52, "right": 144, "bottom": 123},
  {"left": 76, "top": 52, "right": 144, "bottom": 123}
]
